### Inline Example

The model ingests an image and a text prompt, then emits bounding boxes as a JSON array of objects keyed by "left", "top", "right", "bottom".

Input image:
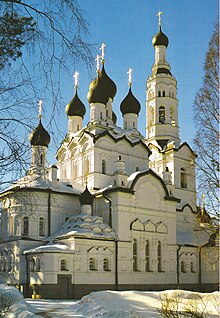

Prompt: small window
[
  {"left": 145, "top": 240, "right": 150, "bottom": 271},
  {"left": 37, "top": 259, "right": 41, "bottom": 271},
  {"left": 125, "top": 122, "right": 127, "bottom": 129},
  {"left": 60, "top": 259, "right": 67, "bottom": 271},
  {"left": 180, "top": 168, "right": 187, "bottom": 188},
  {"left": 77, "top": 124, "right": 80, "bottom": 131},
  {"left": 103, "top": 258, "right": 110, "bottom": 271},
  {"left": 191, "top": 261, "right": 196, "bottom": 273},
  {"left": 106, "top": 110, "right": 108, "bottom": 117},
  {"left": 163, "top": 91, "right": 165, "bottom": 97},
  {"left": 102, "top": 160, "right": 106, "bottom": 174},
  {"left": 100, "top": 112, "right": 103, "bottom": 119},
  {"left": 39, "top": 217, "right": 45, "bottom": 236},
  {"left": 159, "top": 106, "right": 165, "bottom": 124},
  {"left": 89, "top": 258, "right": 96, "bottom": 271},
  {"left": 121, "top": 181, "right": 124, "bottom": 186},
  {"left": 157, "top": 241, "right": 162, "bottom": 272},
  {"left": 23, "top": 217, "right": 29, "bottom": 236},
  {"left": 40, "top": 154, "right": 43, "bottom": 164},
  {"left": 158, "top": 91, "right": 161, "bottom": 97},
  {"left": 136, "top": 167, "right": 139, "bottom": 172},
  {"left": 181, "top": 261, "right": 186, "bottom": 273},
  {"left": 133, "top": 122, "right": 135, "bottom": 128},
  {"left": 133, "top": 239, "right": 138, "bottom": 271},
  {"left": 32, "top": 258, "right": 36, "bottom": 272}
]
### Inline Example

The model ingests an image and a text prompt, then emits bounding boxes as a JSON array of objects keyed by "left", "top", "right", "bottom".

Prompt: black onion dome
[
  {"left": 29, "top": 120, "right": 51, "bottom": 147},
  {"left": 79, "top": 185, "right": 94, "bottom": 206},
  {"left": 87, "top": 64, "right": 117, "bottom": 105},
  {"left": 112, "top": 111, "right": 117, "bottom": 124},
  {"left": 152, "top": 26, "right": 169, "bottom": 48},
  {"left": 66, "top": 90, "right": 86, "bottom": 118},
  {"left": 120, "top": 87, "right": 141, "bottom": 115}
]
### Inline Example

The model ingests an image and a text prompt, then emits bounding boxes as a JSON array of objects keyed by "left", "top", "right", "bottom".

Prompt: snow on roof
[
  {"left": 4, "top": 174, "right": 81, "bottom": 195},
  {"left": 127, "top": 171, "right": 142, "bottom": 187},
  {"left": 48, "top": 213, "right": 116, "bottom": 242},
  {"left": 24, "top": 243, "right": 74, "bottom": 254}
]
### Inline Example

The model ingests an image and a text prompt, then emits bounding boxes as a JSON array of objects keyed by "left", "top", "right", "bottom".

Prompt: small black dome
[
  {"left": 29, "top": 120, "right": 50, "bottom": 147},
  {"left": 112, "top": 111, "right": 117, "bottom": 124},
  {"left": 66, "top": 90, "right": 86, "bottom": 118},
  {"left": 87, "top": 64, "right": 117, "bottom": 105},
  {"left": 152, "top": 26, "right": 169, "bottom": 48},
  {"left": 79, "top": 185, "right": 94, "bottom": 206},
  {"left": 120, "top": 87, "right": 141, "bottom": 115}
]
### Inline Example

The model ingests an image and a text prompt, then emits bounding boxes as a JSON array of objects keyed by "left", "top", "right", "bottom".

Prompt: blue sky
[{"left": 48, "top": 0, "right": 218, "bottom": 162}]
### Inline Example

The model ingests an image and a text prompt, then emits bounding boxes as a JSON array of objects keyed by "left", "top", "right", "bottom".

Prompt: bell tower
[{"left": 146, "top": 12, "right": 180, "bottom": 146}]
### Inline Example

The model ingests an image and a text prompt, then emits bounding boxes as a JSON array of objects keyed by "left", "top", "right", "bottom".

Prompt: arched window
[
  {"left": 89, "top": 258, "right": 96, "bottom": 271},
  {"left": 23, "top": 217, "right": 29, "bottom": 236},
  {"left": 180, "top": 168, "right": 187, "bottom": 188},
  {"left": 39, "top": 217, "right": 45, "bottom": 236},
  {"left": 133, "top": 239, "right": 138, "bottom": 271},
  {"left": 103, "top": 258, "right": 110, "bottom": 271},
  {"left": 73, "top": 161, "right": 77, "bottom": 179},
  {"left": 170, "top": 106, "right": 175, "bottom": 125},
  {"left": 158, "top": 91, "right": 161, "bottom": 97},
  {"left": 145, "top": 240, "right": 150, "bottom": 271},
  {"left": 102, "top": 159, "right": 106, "bottom": 174},
  {"left": 37, "top": 258, "right": 41, "bottom": 271},
  {"left": 159, "top": 106, "right": 165, "bottom": 124},
  {"left": 32, "top": 257, "right": 36, "bottom": 271},
  {"left": 163, "top": 91, "right": 165, "bottom": 97},
  {"left": 85, "top": 158, "right": 90, "bottom": 175},
  {"left": 148, "top": 107, "right": 154, "bottom": 127},
  {"left": 100, "top": 112, "right": 103, "bottom": 119},
  {"left": 190, "top": 261, "right": 196, "bottom": 273},
  {"left": 60, "top": 259, "right": 67, "bottom": 271},
  {"left": 157, "top": 241, "right": 162, "bottom": 272},
  {"left": 77, "top": 124, "right": 80, "bottom": 131},
  {"left": 3, "top": 258, "right": 6, "bottom": 272},
  {"left": 181, "top": 261, "right": 186, "bottom": 273}
]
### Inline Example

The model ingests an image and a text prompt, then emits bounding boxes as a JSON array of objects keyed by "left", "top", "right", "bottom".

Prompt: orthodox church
[{"left": 0, "top": 16, "right": 218, "bottom": 299}]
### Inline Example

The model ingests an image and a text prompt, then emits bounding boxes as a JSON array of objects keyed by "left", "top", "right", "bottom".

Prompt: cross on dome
[
  {"left": 95, "top": 55, "right": 101, "bottom": 72},
  {"left": 38, "top": 99, "right": 43, "bottom": 119},
  {"left": 100, "top": 43, "right": 106, "bottom": 63},
  {"left": 73, "top": 71, "right": 79, "bottom": 89},
  {"left": 157, "top": 11, "right": 163, "bottom": 27},
  {"left": 127, "top": 67, "right": 133, "bottom": 86}
]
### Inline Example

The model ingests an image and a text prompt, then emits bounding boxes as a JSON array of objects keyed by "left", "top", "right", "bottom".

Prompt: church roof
[
  {"left": 152, "top": 26, "right": 169, "bottom": 48},
  {"left": 79, "top": 185, "right": 94, "bottom": 205},
  {"left": 120, "top": 87, "right": 141, "bottom": 115},
  {"left": 29, "top": 120, "right": 50, "bottom": 147},
  {"left": 47, "top": 213, "right": 116, "bottom": 241},
  {"left": 66, "top": 89, "right": 86, "bottom": 118},
  {"left": 87, "top": 64, "right": 117, "bottom": 105}
]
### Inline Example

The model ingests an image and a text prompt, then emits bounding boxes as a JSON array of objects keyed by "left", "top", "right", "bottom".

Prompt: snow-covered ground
[{"left": 0, "top": 284, "right": 219, "bottom": 317}]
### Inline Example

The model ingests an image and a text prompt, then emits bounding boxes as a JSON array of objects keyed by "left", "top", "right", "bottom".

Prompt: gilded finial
[
  {"left": 127, "top": 67, "right": 133, "bottom": 87},
  {"left": 100, "top": 43, "right": 106, "bottom": 64},
  {"left": 73, "top": 71, "right": 79, "bottom": 90},
  {"left": 38, "top": 100, "right": 43, "bottom": 119},
  {"left": 157, "top": 11, "right": 163, "bottom": 28}
]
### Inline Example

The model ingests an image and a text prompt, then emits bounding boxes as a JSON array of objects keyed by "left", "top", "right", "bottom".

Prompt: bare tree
[
  {"left": 193, "top": 22, "right": 219, "bottom": 217},
  {"left": 0, "top": 0, "right": 94, "bottom": 188}
]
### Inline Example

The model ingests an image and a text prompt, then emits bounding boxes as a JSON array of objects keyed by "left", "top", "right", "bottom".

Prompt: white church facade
[{"left": 0, "top": 17, "right": 218, "bottom": 299}]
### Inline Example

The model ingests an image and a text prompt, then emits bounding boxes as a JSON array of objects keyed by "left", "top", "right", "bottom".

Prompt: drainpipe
[
  {"left": 25, "top": 253, "right": 29, "bottom": 297},
  {"left": 115, "top": 239, "right": 118, "bottom": 291},
  {"left": 199, "top": 246, "right": 202, "bottom": 290},
  {"left": 176, "top": 245, "right": 181, "bottom": 287},
  {"left": 103, "top": 194, "right": 112, "bottom": 228},
  {"left": 47, "top": 190, "right": 51, "bottom": 236}
]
